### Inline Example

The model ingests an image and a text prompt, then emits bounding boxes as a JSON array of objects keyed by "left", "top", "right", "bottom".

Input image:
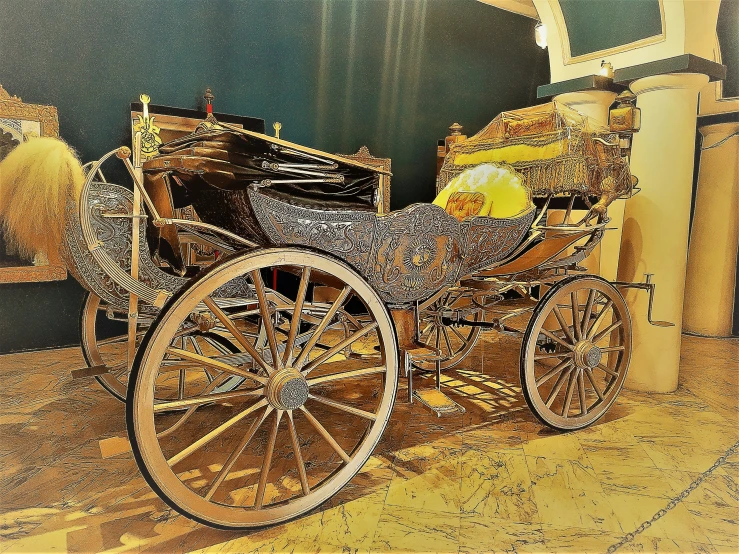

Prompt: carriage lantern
[{"left": 609, "top": 90, "right": 641, "bottom": 155}]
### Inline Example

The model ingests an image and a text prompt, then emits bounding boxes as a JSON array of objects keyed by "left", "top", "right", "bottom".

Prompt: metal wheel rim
[{"left": 128, "top": 248, "right": 398, "bottom": 528}]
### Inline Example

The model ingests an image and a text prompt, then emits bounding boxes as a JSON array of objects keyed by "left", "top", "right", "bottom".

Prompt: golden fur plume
[{"left": 0, "top": 136, "right": 84, "bottom": 259}]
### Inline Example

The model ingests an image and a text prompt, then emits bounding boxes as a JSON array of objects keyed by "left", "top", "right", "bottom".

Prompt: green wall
[{"left": 0, "top": 0, "right": 549, "bottom": 353}]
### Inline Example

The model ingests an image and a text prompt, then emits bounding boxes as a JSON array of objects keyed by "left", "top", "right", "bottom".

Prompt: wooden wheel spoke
[
  {"left": 308, "top": 393, "right": 377, "bottom": 421},
  {"left": 592, "top": 320, "right": 623, "bottom": 344},
  {"left": 577, "top": 369, "right": 588, "bottom": 415},
  {"left": 202, "top": 297, "right": 273, "bottom": 375},
  {"left": 596, "top": 363, "right": 619, "bottom": 378},
  {"left": 584, "top": 367, "right": 604, "bottom": 401},
  {"left": 287, "top": 411, "right": 310, "bottom": 495},
  {"left": 157, "top": 373, "right": 233, "bottom": 438},
  {"left": 254, "top": 410, "right": 283, "bottom": 509},
  {"left": 570, "top": 292, "right": 581, "bottom": 341},
  {"left": 420, "top": 322, "right": 434, "bottom": 338},
  {"left": 580, "top": 290, "right": 597, "bottom": 338},
  {"left": 250, "top": 270, "right": 283, "bottom": 372},
  {"left": 205, "top": 406, "right": 272, "bottom": 501},
  {"left": 599, "top": 345, "right": 625, "bottom": 353},
  {"left": 153, "top": 387, "right": 264, "bottom": 413},
  {"left": 167, "top": 398, "right": 268, "bottom": 467},
  {"left": 165, "top": 347, "right": 267, "bottom": 385},
  {"left": 552, "top": 305, "right": 576, "bottom": 344},
  {"left": 177, "top": 369, "right": 186, "bottom": 400},
  {"left": 561, "top": 371, "right": 577, "bottom": 417},
  {"left": 449, "top": 324, "right": 469, "bottom": 343},
  {"left": 299, "top": 406, "right": 351, "bottom": 463},
  {"left": 302, "top": 322, "right": 378, "bottom": 375},
  {"left": 534, "top": 351, "right": 573, "bottom": 360},
  {"left": 97, "top": 334, "right": 132, "bottom": 347},
  {"left": 545, "top": 366, "right": 574, "bottom": 407},
  {"left": 442, "top": 326, "right": 454, "bottom": 356},
  {"left": 536, "top": 359, "right": 572, "bottom": 387},
  {"left": 284, "top": 266, "right": 311, "bottom": 366},
  {"left": 540, "top": 328, "right": 574, "bottom": 351},
  {"left": 586, "top": 300, "right": 613, "bottom": 339},
  {"left": 307, "top": 365, "right": 386, "bottom": 386},
  {"left": 294, "top": 286, "right": 352, "bottom": 369}
]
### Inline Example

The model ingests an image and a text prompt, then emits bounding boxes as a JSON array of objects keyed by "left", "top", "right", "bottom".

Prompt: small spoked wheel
[
  {"left": 417, "top": 287, "right": 481, "bottom": 370},
  {"left": 128, "top": 248, "right": 398, "bottom": 528},
  {"left": 520, "top": 275, "right": 631, "bottom": 431}
]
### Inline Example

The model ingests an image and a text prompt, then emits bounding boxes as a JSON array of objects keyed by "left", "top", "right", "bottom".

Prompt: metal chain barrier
[{"left": 606, "top": 439, "right": 739, "bottom": 554}]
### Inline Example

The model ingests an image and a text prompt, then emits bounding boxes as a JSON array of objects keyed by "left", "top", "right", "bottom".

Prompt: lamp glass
[{"left": 535, "top": 22, "right": 547, "bottom": 49}]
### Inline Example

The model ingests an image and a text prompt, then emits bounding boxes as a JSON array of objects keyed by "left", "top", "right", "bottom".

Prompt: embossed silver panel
[
  {"left": 63, "top": 182, "right": 253, "bottom": 313},
  {"left": 248, "top": 190, "right": 533, "bottom": 304},
  {"left": 460, "top": 208, "right": 536, "bottom": 277},
  {"left": 63, "top": 182, "right": 186, "bottom": 313}
]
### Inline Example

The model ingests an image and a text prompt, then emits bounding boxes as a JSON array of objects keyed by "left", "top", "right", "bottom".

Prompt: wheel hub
[
  {"left": 266, "top": 368, "right": 309, "bottom": 410},
  {"left": 574, "top": 341, "right": 602, "bottom": 369}
]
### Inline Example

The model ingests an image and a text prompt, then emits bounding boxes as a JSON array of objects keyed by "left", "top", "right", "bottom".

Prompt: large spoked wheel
[
  {"left": 416, "top": 287, "right": 482, "bottom": 370},
  {"left": 81, "top": 292, "right": 241, "bottom": 401},
  {"left": 128, "top": 248, "right": 398, "bottom": 529},
  {"left": 520, "top": 275, "right": 631, "bottom": 431}
]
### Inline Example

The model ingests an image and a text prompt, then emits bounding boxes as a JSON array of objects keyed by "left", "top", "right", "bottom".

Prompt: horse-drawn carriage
[{"left": 2, "top": 94, "right": 664, "bottom": 528}]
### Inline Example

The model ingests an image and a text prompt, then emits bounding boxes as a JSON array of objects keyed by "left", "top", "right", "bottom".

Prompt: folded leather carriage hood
[{"left": 140, "top": 121, "right": 389, "bottom": 274}]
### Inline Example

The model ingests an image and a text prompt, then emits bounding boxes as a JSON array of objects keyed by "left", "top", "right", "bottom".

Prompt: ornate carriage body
[{"left": 51, "top": 98, "right": 658, "bottom": 530}]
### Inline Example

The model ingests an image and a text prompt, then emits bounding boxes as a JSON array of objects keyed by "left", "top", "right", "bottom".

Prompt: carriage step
[
  {"left": 413, "top": 388, "right": 465, "bottom": 418},
  {"left": 71, "top": 365, "right": 109, "bottom": 379}
]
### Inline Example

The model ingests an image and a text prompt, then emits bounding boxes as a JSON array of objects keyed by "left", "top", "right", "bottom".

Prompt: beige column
[
  {"left": 553, "top": 91, "right": 618, "bottom": 275},
  {"left": 683, "top": 122, "right": 739, "bottom": 337},
  {"left": 617, "top": 73, "right": 709, "bottom": 392}
]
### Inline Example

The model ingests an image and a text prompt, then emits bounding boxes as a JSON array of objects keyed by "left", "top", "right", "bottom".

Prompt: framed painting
[{"left": 0, "top": 85, "right": 66, "bottom": 283}]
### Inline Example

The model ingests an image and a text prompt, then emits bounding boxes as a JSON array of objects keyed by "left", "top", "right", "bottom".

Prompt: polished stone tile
[
  {"left": 458, "top": 514, "right": 544, "bottom": 553},
  {"left": 664, "top": 469, "right": 739, "bottom": 508},
  {"left": 460, "top": 449, "right": 538, "bottom": 522},
  {"left": 528, "top": 524, "right": 625, "bottom": 553},
  {"left": 384, "top": 467, "right": 461, "bottom": 515},
  {"left": 681, "top": 501, "right": 739, "bottom": 548},
  {"left": 593, "top": 463, "right": 676, "bottom": 499},
  {"left": 369, "top": 505, "right": 459, "bottom": 553},
  {"left": 525, "top": 455, "right": 602, "bottom": 493},
  {"left": 521, "top": 433, "right": 589, "bottom": 464},
  {"left": 1, "top": 334, "right": 737, "bottom": 552},
  {"left": 607, "top": 492, "right": 711, "bottom": 544},
  {"left": 530, "top": 485, "right": 623, "bottom": 533}
]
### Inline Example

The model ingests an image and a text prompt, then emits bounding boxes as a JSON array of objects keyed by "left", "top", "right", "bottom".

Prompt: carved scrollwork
[
  {"left": 63, "top": 182, "right": 186, "bottom": 313},
  {"left": 460, "top": 208, "right": 536, "bottom": 277},
  {"left": 248, "top": 191, "right": 376, "bottom": 275},
  {"left": 370, "top": 204, "right": 463, "bottom": 303},
  {"left": 63, "top": 182, "right": 253, "bottom": 311}
]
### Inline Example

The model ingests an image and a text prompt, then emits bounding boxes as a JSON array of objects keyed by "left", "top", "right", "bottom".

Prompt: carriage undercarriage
[{"left": 50, "top": 98, "right": 671, "bottom": 529}]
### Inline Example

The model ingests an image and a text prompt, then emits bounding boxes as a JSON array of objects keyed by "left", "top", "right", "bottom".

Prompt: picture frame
[{"left": 0, "top": 85, "right": 66, "bottom": 283}]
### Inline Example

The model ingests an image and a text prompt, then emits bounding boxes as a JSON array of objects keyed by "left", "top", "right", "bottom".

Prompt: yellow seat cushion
[{"left": 434, "top": 163, "right": 532, "bottom": 220}]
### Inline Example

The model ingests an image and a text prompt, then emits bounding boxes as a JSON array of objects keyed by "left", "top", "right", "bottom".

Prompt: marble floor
[{"left": 0, "top": 332, "right": 737, "bottom": 553}]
